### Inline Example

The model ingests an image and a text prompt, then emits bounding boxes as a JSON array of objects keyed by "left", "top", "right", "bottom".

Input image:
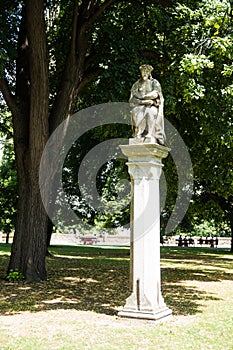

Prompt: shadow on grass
[
  {"left": 0, "top": 245, "right": 232, "bottom": 317},
  {"left": 162, "top": 267, "right": 221, "bottom": 315},
  {"left": 161, "top": 247, "right": 233, "bottom": 315}
]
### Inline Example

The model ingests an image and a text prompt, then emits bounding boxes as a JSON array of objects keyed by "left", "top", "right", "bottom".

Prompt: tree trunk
[
  {"left": 8, "top": 0, "right": 49, "bottom": 281},
  {"left": 9, "top": 185, "right": 48, "bottom": 280},
  {"left": 47, "top": 218, "right": 54, "bottom": 248}
]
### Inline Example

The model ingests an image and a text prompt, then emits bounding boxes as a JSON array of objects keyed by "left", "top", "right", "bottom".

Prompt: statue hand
[
  {"left": 143, "top": 99, "right": 154, "bottom": 106},
  {"left": 143, "top": 90, "right": 159, "bottom": 99}
]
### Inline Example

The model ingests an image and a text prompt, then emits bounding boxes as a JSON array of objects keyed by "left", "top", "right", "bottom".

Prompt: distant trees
[{"left": 0, "top": 109, "right": 17, "bottom": 240}]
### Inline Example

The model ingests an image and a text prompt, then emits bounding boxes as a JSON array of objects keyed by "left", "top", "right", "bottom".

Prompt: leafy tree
[
  {"left": 74, "top": 0, "right": 233, "bottom": 251},
  {"left": 166, "top": 0, "right": 233, "bottom": 251},
  {"left": 0, "top": 0, "right": 175, "bottom": 280},
  {"left": 0, "top": 140, "right": 17, "bottom": 241},
  {"left": 0, "top": 142, "right": 17, "bottom": 234},
  {"left": 0, "top": 0, "right": 128, "bottom": 280}
]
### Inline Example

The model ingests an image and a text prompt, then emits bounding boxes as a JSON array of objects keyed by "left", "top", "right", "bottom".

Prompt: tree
[
  {"left": 0, "top": 0, "right": 173, "bottom": 280},
  {"left": 165, "top": 0, "right": 233, "bottom": 251},
  {"left": 0, "top": 0, "right": 128, "bottom": 280},
  {"left": 76, "top": 0, "right": 233, "bottom": 250}
]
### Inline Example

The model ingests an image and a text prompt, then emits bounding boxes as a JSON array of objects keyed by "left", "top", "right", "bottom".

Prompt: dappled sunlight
[
  {"left": 53, "top": 255, "right": 95, "bottom": 260},
  {"left": 63, "top": 276, "right": 98, "bottom": 283},
  {"left": 41, "top": 297, "right": 78, "bottom": 305},
  {"left": 0, "top": 245, "right": 232, "bottom": 318},
  {"left": 160, "top": 249, "right": 233, "bottom": 316},
  {"left": 162, "top": 282, "right": 220, "bottom": 316},
  {"left": 18, "top": 286, "right": 32, "bottom": 291}
]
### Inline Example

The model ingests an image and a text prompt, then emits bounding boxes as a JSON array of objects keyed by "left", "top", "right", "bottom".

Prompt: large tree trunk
[{"left": 8, "top": 0, "right": 49, "bottom": 281}]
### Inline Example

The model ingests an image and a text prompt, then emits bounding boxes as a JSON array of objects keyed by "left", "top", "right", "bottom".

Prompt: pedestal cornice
[{"left": 120, "top": 140, "right": 170, "bottom": 163}]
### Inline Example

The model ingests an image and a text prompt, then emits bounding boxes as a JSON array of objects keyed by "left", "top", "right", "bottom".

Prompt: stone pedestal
[{"left": 118, "top": 139, "right": 172, "bottom": 322}]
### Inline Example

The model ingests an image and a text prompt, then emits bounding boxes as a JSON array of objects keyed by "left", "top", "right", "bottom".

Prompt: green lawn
[{"left": 0, "top": 244, "right": 233, "bottom": 349}]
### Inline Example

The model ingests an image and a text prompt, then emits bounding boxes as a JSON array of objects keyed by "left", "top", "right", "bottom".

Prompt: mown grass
[{"left": 0, "top": 243, "right": 233, "bottom": 349}]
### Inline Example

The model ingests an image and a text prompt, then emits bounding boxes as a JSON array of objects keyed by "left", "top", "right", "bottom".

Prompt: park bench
[
  {"left": 161, "top": 237, "right": 169, "bottom": 245},
  {"left": 176, "top": 238, "right": 194, "bottom": 247},
  {"left": 81, "top": 236, "right": 98, "bottom": 245},
  {"left": 1, "top": 233, "right": 14, "bottom": 243},
  {"left": 198, "top": 238, "right": 218, "bottom": 248}
]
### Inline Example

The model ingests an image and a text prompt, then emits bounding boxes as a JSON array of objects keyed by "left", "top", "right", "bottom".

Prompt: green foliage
[
  {"left": 5, "top": 269, "right": 24, "bottom": 282},
  {"left": 0, "top": 108, "right": 17, "bottom": 233},
  {"left": 0, "top": 0, "right": 22, "bottom": 81},
  {"left": 58, "top": 0, "right": 233, "bottom": 236},
  {"left": 161, "top": 0, "right": 233, "bottom": 234},
  {"left": 191, "top": 220, "right": 227, "bottom": 237},
  {"left": 62, "top": 125, "right": 131, "bottom": 231}
]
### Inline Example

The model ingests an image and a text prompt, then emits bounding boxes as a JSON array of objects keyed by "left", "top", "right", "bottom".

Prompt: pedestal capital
[
  {"left": 120, "top": 141, "right": 170, "bottom": 180},
  {"left": 120, "top": 140, "right": 170, "bottom": 163}
]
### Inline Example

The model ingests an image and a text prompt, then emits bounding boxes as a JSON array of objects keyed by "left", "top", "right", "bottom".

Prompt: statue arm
[
  {"left": 142, "top": 90, "right": 159, "bottom": 100},
  {"left": 130, "top": 96, "right": 154, "bottom": 106},
  {"left": 129, "top": 82, "right": 138, "bottom": 104},
  {"left": 144, "top": 80, "right": 163, "bottom": 106},
  {"left": 129, "top": 80, "right": 159, "bottom": 106},
  {"left": 129, "top": 82, "right": 146, "bottom": 106}
]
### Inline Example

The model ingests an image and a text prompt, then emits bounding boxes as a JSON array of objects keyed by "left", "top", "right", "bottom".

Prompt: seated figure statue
[{"left": 129, "top": 64, "right": 165, "bottom": 145}]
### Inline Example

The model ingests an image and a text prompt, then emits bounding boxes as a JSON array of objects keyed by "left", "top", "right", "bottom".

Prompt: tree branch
[
  {"left": 140, "top": 50, "right": 167, "bottom": 63},
  {"left": 50, "top": 0, "right": 119, "bottom": 131},
  {"left": 77, "top": 66, "right": 100, "bottom": 92},
  {"left": 0, "top": 79, "right": 19, "bottom": 116},
  {"left": 200, "top": 192, "right": 232, "bottom": 213},
  {"left": 88, "top": 0, "right": 119, "bottom": 25},
  {"left": 71, "top": 0, "right": 79, "bottom": 56},
  {"left": 79, "top": 0, "right": 98, "bottom": 20},
  {"left": 154, "top": 0, "right": 173, "bottom": 7}
]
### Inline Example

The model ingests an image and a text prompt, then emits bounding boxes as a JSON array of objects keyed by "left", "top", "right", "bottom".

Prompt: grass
[{"left": 0, "top": 243, "right": 233, "bottom": 349}]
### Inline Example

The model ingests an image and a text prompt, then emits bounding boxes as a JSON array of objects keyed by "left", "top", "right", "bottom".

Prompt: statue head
[
  {"left": 139, "top": 64, "right": 153, "bottom": 73},
  {"left": 139, "top": 64, "right": 154, "bottom": 80}
]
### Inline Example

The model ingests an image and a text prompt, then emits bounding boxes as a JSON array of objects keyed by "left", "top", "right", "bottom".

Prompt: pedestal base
[{"left": 118, "top": 307, "right": 172, "bottom": 323}]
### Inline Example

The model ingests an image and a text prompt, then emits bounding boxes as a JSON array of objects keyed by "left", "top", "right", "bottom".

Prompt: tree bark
[{"left": 8, "top": 0, "right": 49, "bottom": 281}]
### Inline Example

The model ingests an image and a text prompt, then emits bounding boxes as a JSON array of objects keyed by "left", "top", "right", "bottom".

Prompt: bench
[
  {"left": 161, "top": 237, "right": 169, "bottom": 245},
  {"left": 1, "top": 233, "right": 14, "bottom": 243},
  {"left": 198, "top": 238, "right": 218, "bottom": 248},
  {"left": 176, "top": 238, "right": 194, "bottom": 247},
  {"left": 81, "top": 237, "right": 98, "bottom": 245}
]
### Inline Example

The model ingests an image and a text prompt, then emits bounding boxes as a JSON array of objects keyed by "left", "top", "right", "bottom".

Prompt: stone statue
[{"left": 129, "top": 64, "right": 165, "bottom": 145}]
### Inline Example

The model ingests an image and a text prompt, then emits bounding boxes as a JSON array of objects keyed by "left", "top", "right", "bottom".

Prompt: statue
[{"left": 129, "top": 64, "right": 165, "bottom": 145}]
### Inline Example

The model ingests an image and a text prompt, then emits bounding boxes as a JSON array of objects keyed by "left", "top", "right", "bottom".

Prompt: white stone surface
[{"left": 118, "top": 141, "right": 172, "bottom": 321}]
